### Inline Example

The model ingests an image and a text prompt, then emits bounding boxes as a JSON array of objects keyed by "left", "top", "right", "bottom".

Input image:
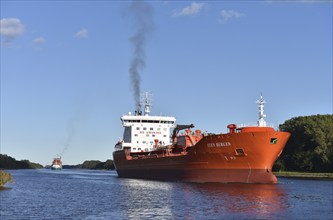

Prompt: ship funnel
[
  {"left": 256, "top": 94, "right": 267, "bottom": 127},
  {"left": 135, "top": 104, "right": 142, "bottom": 116}
]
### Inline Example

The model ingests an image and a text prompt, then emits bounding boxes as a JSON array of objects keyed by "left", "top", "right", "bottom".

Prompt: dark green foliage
[
  {"left": 104, "top": 160, "right": 115, "bottom": 170},
  {"left": 275, "top": 114, "right": 333, "bottom": 172},
  {"left": 93, "top": 160, "right": 115, "bottom": 170},
  {"left": 79, "top": 160, "right": 115, "bottom": 170},
  {"left": 0, "top": 154, "right": 43, "bottom": 169},
  {"left": 62, "top": 165, "right": 78, "bottom": 169},
  {"left": 80, "top": 160, "right": 101, "bottom": 169}
]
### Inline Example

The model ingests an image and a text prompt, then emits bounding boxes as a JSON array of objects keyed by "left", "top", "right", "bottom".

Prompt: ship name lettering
[
  {"left": 145, "top": 131, "right": 162, "bottom": 135},
  {"left": 207, "top": 142, "right": 231, "bottom": 147}
]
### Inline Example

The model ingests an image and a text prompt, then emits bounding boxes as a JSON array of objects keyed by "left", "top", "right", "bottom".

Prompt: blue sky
[{"left": 1, "top": 1, "right": 332, "bottom": 166}]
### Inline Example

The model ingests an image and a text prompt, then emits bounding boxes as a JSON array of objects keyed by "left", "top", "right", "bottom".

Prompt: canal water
[{"left": 1, "top": 169, "right": 332, "bottom": 219}]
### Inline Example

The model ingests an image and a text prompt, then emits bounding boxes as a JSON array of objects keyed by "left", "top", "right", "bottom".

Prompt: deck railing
[{"left": 236, "top": 122, "right": 276, "bottom": 129}]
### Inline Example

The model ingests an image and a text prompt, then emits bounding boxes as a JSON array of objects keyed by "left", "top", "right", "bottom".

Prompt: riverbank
[
  {"left": 0, "top": 170, "right": 13, "bottom": 189},
  {"left": 274, "top": 171, "right": 333, "bottom": 180}
]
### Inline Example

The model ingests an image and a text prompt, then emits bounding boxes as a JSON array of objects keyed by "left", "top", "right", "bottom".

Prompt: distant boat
[
  {"left": 113, "top": 93, "right": 290, "bottom": 183},
  {"left": 51, "top": 156, "right": 62, "bottom": 170}
]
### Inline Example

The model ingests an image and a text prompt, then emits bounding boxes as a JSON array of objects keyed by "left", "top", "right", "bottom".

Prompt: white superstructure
[
  {"left": 51, "top": 164, "right": 62, "bottom": 169},
  {"left": 115, "top": 92, "right": 176, "bottom": 152}
]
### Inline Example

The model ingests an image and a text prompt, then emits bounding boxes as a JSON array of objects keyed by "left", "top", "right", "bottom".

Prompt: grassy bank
[
  {"left": 0, "top": 170, "right": 13, "bottom": 189},
  {"left": 274, "top": 171, "right": 333, "bottom": 180}
]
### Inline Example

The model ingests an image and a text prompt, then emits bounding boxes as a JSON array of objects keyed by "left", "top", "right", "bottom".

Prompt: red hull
[{"left": 113, "top": 128, "right": 290, "bottom": 183}]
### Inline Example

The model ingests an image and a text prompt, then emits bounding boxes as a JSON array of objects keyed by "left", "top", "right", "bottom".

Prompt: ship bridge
[{"left": 118, "top": 92, "right": 176, "bottom": 152}]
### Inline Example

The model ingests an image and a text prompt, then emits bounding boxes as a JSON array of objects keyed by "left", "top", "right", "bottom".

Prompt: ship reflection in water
[
  {"left": 185, "top": 183, "right": 288, "bottom": 219},
  {"left": 119, "top": 178, "right": 287, "bottom": 219}
]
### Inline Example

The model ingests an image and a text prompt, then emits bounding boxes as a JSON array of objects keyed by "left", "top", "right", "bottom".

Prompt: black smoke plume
[
  {"left": 59, "top": 105, "right": 84, "bottom": 158},
  {"left": 127, "top": 1, "right": 154, "bottom": 111},
  {"left": 60, "top": 116, "right": 77, "bottom": 157}
]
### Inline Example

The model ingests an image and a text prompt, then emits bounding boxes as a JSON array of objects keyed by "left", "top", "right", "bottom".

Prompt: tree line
[
  {"left": 0, "top": 154, "right": 115, "bottom": 170},
  {"left": 0, "top": 154, "right": 43, "bottom": 169},
  {"left": 273, "top": 114, "right": 333, "bottom": 173},
  {"left": 63, "top": 160, "right": 115, "bottom": 170}
]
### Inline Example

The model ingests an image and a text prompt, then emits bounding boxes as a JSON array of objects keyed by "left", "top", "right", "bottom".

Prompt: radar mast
[
  {"left": 141, "top": 92, "right": 152, "bottom": 116},
  {"left": 257, "top": 94, "right": 267, "bottom": 127}
]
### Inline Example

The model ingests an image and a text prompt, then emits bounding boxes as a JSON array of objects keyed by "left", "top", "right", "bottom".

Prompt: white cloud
[
  {"left": 0, "top": 17, "right": 25, "bottom": 42},
  {"left": 33, "top": 37, "right": 46, "bottom": 44},
  {"left": 173, "top": 2, "right": 206, "bottom": 17},
  {"left": 218, "top": 10, "right": 245, "bottom": 23},
  {"left": 74, "top": 28, "right": 88, "bottom": 39}
]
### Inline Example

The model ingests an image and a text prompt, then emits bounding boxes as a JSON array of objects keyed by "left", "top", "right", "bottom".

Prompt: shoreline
[{"left": 274, "top": 171, "right": 333, "bottom": 180}]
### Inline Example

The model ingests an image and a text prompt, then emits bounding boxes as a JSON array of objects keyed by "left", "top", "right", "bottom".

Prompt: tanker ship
[
  {"left": 113, "top": 93, "right": 290, "bottom": 183},
  {"left": 51, "top": 156, "right": 62, "bottom": 170}
]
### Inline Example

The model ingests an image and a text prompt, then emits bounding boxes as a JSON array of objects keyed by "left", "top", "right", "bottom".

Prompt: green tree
[
  {"left": 80, "top": 160, "right": 101, "bottom": 169},
  {"left": 276, "top": 114, "right": 333, "bottom": 172},
  {"left": 93, "top": 160, "right": 115, "bottom": 170},
  {"left": 104, "top": 160, "right": 115, "bottom": 170},
  {"left": 80, "top": 160, "right": 115, "bottom": 170}
]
